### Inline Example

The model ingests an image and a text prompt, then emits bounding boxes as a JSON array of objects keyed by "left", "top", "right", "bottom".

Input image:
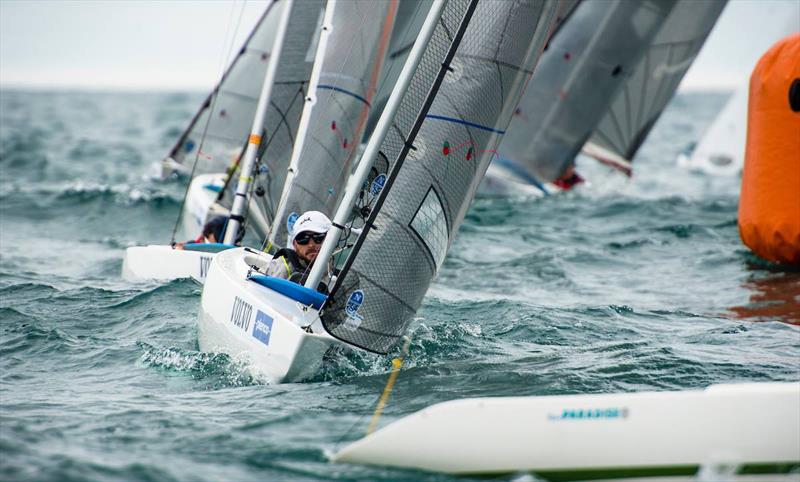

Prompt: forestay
[
  {"left": 320, "top": 0, "right": 558, "bottom": 354},
  {"left": 165, "top": 2, "right": 283, "bottom": 177},
  {"left": 497, "top": 0, "right": 674, "bottom": 184},
  {"left": 269, "top": 0, "right": 399, "bottom": 248},
  {"left": 586, "top": 0, "right": 727, "bottom": 169},
  {"left": 217, "top": 0, "right": 324, "bottom": 240}
]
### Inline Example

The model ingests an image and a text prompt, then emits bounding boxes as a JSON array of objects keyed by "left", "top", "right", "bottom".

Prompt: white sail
[
  {"left": 214, "top": 0, "right": 324, "bottom": 241},
  {"left": 268, "top": 0, "right": 399, "bottom": 248},
  {"left": 677, "top": 84, "right": 747, "bottom": 176},
  {"left": 163, "top": 2, "right": 284, "bottom": 178}
]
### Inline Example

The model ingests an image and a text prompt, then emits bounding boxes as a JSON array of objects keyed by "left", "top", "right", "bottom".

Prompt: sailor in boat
[
  {"left": 172, "top": 215, "right": 240, "bottom": 250},
  {"left": 265, "top": 211, "right": 333, "bottom": 289}
]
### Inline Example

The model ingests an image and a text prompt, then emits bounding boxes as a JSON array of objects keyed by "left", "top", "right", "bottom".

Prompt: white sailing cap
[{"left": 290, "top": 211, "right": 332, "bottom": 244}]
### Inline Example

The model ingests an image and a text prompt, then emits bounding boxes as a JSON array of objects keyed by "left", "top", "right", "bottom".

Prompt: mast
[
  {"left": 304, "top": 0, "right": 446, "bottom": 289},
  {"left": 268, "top": 0, "right": 336, "bottom": 247},
  {"left": 223, "top": 0, "right": 294, "bottom": 244}
]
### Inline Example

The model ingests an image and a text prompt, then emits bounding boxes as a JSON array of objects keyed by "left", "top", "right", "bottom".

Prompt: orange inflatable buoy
[{"left": 738, "top": 33, "right": 800, "bottom": 265}]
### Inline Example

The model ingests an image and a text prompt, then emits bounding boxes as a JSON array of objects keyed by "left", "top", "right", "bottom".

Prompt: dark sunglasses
[{"left": 295, "top": 232, "right": 326, "bottom": 245}]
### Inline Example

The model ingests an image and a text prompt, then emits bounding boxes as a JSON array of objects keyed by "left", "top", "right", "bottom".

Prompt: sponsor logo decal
[
  {"left": 370, "top": 174, "right": 386, "bottom": 196},
  {"left": 252, "top": 310, "right": 273, "bottom": 346},
  {"left": 199, "top": 256, "right": 212, "bottom": 279},
  {"left": 230, "top": 296, "right": 253, "bottom": 332},
  {"left": 547, "top": 407, "right": 629, "bottom": 421},
  {"left": 343, "top": 290, "right": 364, "bottom": 331},
  {"left": 287, "top": 212, "right": 299, "bottom": 234}
]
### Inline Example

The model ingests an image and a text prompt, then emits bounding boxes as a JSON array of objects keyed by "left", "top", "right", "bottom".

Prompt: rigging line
[
  {"left": 334, "top": 332, "right": 415, "bottom": 447},
  {"left": 366, "top": 334, "right": 413, "bottom": 435},
  {"left": 621, "top": 72, "right": 633, "bottom": 154},
  {"left": 169, "top": 0, "right": 247, "bottom": 244}
]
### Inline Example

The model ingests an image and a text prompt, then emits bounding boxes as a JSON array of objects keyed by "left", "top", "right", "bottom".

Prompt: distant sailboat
[
  {"left": 123, "top": 0, "right": 322, "bottom": 283},
  {"left": 677, "top": 13, "right": 798, "bottom": 177},
  {"left": 583, "top": 0, "right": 727, "bottom": 175},
  {"left": 197, "top": 0, "right": 559, "bottom": 382},
  {"left": 676, "top": 83, "right": 747, "bottom": 176},
  {"left": 485, "top": 0, "right": 675, "bottom": 197}
]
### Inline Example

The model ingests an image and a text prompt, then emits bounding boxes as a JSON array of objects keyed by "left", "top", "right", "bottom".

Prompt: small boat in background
[
  {"left": 485, "top": 0, "right": 676, "bottom": 196},
  {"left": 676, "top": 12, "right": 798, "bottom": 177},
  {"left": 676, "top": 84, "right": 747, "bottom": 176},
  {"left": 334, "top": 382, "right": 800, "bottom": 480},
  {"left": 584, "top": 0, "right": 726, "bottom": 175},
  {"left": 122, "top": 0, "right": 319, "bottom": 283}
]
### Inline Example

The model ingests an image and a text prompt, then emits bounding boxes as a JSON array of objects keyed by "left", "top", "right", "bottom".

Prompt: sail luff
[
  {"left": 223, "top": 0, "right": 295, "bottom": 244},
  {"left": 303, "top": 0, "right": 447, "bottom": 290}
]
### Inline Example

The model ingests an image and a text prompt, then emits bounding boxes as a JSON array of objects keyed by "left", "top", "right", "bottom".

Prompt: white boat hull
[
  {"left": 334, "top": 382, "right": 800, "bottom": 480},
  {"left": 122, "top": 245, "right": 217, "bottom": 283},
  {"left": 198, "top": 247, "right": 347, "bottom": 383}
]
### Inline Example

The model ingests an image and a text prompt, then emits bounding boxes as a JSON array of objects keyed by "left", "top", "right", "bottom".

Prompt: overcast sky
[{"left": 1, "top": 0, "right": 798, "bottom": 92}]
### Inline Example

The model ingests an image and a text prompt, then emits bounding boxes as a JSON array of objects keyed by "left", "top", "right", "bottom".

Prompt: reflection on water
[{"left": 729, "top": 263, "right": 800, "bottom": 325}]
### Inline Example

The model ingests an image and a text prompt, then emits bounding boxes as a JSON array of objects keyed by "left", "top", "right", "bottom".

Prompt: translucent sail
[
  {"left": 165, "top": 2, "right": 284, "bottom": 177},
  {"left": 269, "top": 0, "right": 399, "bottom": 247},
  {"left": 497, "top": 0, "right": 675, "bottom": 184},
  {"left": 215, "top": 0, "right": 324, "bottom": 240},
  {"left": 320, "top": 0, "right": 558, "bottom": 354},
  {"left": 364, "top": 1, "right": 434, "bottom": 138},
  {"left": 586, "top": 0, "right": 727, "bottom": 169}
]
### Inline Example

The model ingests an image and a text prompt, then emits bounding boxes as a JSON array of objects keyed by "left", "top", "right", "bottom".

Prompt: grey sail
[
  {"left": 269, "top": 0, "right": 399, "bottom": 248},
  {"left": 320, "top": 0, "right": 558, "bottom": 354},
  {"left": 364, "top": 0, "right": 434, "bottom": 138},
  {"left": 165, "top": 2, "right": 283, "bottom": 177},
  {"left": 216, "top": 0, "right": 324, "bottom": 240},
  {"left": 586, "top": 0, "right": 727, "bottom": 170},
  {"left": 498, "top": 0, "right": 676, "bottom": 184}
]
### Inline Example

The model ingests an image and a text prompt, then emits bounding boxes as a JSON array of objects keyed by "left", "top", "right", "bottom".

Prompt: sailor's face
[{"left": 293, "top": 233, "right": 324, "bottom": 263}]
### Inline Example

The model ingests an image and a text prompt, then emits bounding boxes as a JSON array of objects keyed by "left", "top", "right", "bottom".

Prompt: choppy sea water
[{"left": 1, "top": 89, "right": 798, "bottom": 481}]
